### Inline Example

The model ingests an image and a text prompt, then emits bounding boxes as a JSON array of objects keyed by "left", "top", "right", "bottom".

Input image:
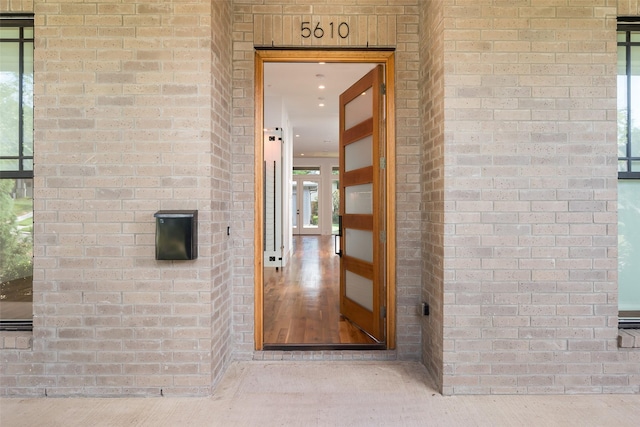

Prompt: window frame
[
  {"left": 617, "top": 22, "right": 640, "bottom": 179},
  {"left": 0, "top": 15, "right": 34, "bottom": 179},
  {"left": 617, "top": 19, "right": 640, "bottom": 327},
  {"left": 0, "top": 14, "right": 34, "bottom": 331},
  {"left": 292, "top": 166, "right": 321, "bottom": 175}
]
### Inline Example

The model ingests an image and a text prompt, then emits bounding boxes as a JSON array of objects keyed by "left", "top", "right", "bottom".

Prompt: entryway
[
  {"left": 263, "top": 235, "right": 376, "bottom": 345},
  {"left": 254, "top": 49, "right": 396, "bottom": 351}
]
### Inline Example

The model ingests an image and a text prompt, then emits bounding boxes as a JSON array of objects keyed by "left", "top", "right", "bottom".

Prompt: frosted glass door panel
[
  {"left": 345, "top": 135, "right": 373, "bottom": 172},
  {"left": 345, "top": 229, "right": 373, "bottom": 263},
  {"left": 345, "top": 184, "right": 372, "bottom": 214},
  {"left": 345, "top": 271, "right": 373, "bottom": 311},
  {"left": 619, "top": 180, "right": 640, "bottom": 311},
  {"left": 344, "top": 87, "right": 372, "bottom": 130}
]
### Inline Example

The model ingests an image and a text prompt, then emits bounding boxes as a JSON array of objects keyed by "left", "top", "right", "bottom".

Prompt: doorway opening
[
  {"left": 292, "top": 172, "right": 320, "bottom": 236},
  {"left": 254, "top": 49, "right": 396, "bottom": 351}
]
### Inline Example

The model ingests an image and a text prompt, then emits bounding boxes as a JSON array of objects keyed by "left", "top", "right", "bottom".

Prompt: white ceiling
[{"left": 264, "top": 62, "right": 377, "bottom": 158}]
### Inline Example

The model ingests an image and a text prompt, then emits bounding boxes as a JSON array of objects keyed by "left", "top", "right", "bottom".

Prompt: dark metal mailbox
[{"left": 154, "top": 210, "right": 198, "bottom": 260}]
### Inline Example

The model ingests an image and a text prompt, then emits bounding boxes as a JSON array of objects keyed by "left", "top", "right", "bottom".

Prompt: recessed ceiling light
[
  {"left": 295, "top": 134, "right": 300, "bottom": 137},
  {"left": 319, "top": 62, "right": 325, "bottom": 65},
  {"left": 300, "top": 153, "right": 305, "bottom": 156},
  {"left": 318, "top": 85, "right": 325, "bottom": 89},
  {"left": 319, "top": 103, "right": 325, "bottom": 107}
]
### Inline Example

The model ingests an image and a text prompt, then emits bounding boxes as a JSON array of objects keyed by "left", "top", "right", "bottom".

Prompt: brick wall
[
  {"left": 2, "top": 0, "right": 639, "bottom": 398},
  {"left": 419, "top": 0, "right": 445, "bottom": 390},
  {"left": 0, "top": 0, "right": 233, "bottom": 396},
  {"left": 619, "top": 0, "right": 640, "bottom": 15},
  {"left": 439, "top": 1, "right": 638, "bottom": 394},
  {"left": 230, "top": 0, "right": 423, "bottom": 361},
  {"left": 209, "top": 0, "right": 234, "bottom": 390},
  {"left": 0, "top": 0, "right": 31, "bottom": 12}
]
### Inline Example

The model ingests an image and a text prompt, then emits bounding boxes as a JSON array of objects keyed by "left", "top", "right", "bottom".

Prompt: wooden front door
[{"left": 338, "top": 65, "right": 385, "bottom": 342}]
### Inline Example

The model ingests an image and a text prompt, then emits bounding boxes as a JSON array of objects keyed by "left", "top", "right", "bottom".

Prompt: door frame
[{"left": 254, "top": 49, "right": 396, "bottom": 350}]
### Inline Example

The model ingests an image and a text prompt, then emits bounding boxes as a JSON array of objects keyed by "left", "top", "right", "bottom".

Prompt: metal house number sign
[{"left": 301, "top": 21, "right": 350, "bottom": 39}]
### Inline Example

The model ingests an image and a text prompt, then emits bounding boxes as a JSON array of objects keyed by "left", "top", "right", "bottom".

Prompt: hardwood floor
[{"left": 263, "top": 235, "right": 377, "bottom": 345}]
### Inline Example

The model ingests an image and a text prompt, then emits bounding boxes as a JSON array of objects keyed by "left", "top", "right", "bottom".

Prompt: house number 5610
[{"left": 301, "top": 22, "right": 350, "bottom": 39}]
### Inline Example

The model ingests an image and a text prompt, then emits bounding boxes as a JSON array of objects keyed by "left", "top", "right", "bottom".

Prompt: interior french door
[
  {"left": 338, "top": 65, "right": 385, "bottom": 342},
  {"left": 292, "top": 177, "right": 320, "bottom": 235}
]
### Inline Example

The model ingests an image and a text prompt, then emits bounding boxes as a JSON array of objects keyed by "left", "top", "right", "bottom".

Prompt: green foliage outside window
[{"left": 0, "top": 180, "right": 32, "bottom": 291}]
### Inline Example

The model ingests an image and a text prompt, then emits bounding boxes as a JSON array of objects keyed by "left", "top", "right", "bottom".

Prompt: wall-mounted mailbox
[{"left": 154, "top": 210, "right": 198, "bottom": 260}]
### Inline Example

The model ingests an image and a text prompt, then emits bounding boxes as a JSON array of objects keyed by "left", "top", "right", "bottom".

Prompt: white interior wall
[{"left": 281, "top": 104, "right": 293, "bottom": 265}]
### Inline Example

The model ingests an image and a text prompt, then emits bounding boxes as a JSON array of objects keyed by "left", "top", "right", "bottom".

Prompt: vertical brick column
[
  {"left": 20, "top": 0, "right": 232, "bottom": 396},
  {"left": 419, "top": 0, "right": 446, "bottom": 392},
  {"left": 210, "top": 0, "right": 234, "bottom": 385},
  {"left": 440, "top": 1, "right": 624, "bottom": 394}
]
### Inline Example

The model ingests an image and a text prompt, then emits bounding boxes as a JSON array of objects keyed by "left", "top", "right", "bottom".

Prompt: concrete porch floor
[{"left": 1, "top": 361, "right": 639, "bottom": 426}]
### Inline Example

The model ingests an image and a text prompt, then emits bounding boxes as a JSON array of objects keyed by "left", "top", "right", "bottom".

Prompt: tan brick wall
[
  {"left": 439, "top": 0, "right": 638, "bottom": 394},
  {"left": 1, "top": 1, "right": 233, "bottom": 396},
  {"left": 230, "top": 0, "right": 423, "bottom": 361},
  {"left": 619, "top": 0, "right": 640, "bottom": 15},
  {"left": 0, "top": 0, "right": 31, "bottom": 12},
  {"left": 419, "top": 0, "right": 445, "bottom": 391}
]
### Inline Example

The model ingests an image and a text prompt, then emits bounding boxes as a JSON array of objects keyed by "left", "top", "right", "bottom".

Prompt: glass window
[
  {"left": 332, "top": 178, "right": 339, "bottom": 235},
  {"left": 619, "top": 180, "right": 640, "bottom": 316},
  {"left": 618, "top": 24, "right": 640, "bottom": 324},
  {"left": 618, "top": 27, "right": 640, "bottom": 177},
  {"left": 0, "top": 16, "right": 34, "bottom": 330},
  {"left": 292, "top": 167, "right": 320, "bottom": 175}
]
